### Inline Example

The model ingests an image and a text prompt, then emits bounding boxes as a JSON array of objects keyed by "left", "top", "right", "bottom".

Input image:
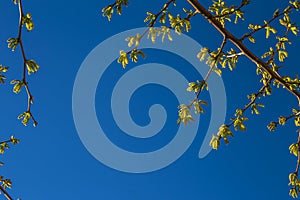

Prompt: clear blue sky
[{"left": 0, "top": 0, "right": 300, "bottom": 199}]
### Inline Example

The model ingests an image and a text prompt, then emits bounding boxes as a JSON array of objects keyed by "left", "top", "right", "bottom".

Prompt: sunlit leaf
[{"left": 10, "top": 80, "right": 25, "bottom": 94}]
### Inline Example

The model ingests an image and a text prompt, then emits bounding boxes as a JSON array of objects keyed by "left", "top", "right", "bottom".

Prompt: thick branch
[{"left": 187, "top": 0, "right": 300, "bottom": 106}]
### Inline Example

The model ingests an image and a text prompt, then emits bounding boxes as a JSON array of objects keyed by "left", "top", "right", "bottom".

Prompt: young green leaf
[
  {"left": 18, "top": 111, "right": 32, "bottom": 126},
  {"left": 267, "top": 121, "right": 277, "bottom": 131},
  {"left": 25, "top": 60, "right": 40, "bottom": 74},
  {"left": 7, "top": 38, "right": 19, "bottom": 51},
  {"left": 117, "top": 50, "right": 128, "bottom": 68},
  {"left": 177, "top": 104, "right": 195, "bottom": 125},
  {"left": 209, "top": 135, "right": 220, "bottom": 150},
  {"left": 10, "top": 80, "right": 25, "bottom": 94},
  {"left": 22, "top": 13, "right": 34, "bottom": 31}
]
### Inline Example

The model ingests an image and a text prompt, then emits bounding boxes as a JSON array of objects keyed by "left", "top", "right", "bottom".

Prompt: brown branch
[
  {"left": 226, "top": 52, "right": 244, "bottom": 58},
  {"left": 16, "top": 0, "right": 37, "bottom": 125},
  {"left": 125, "top": 0, "right": 176, "bottom": 56},
  {"left": 0, "top": 140, "right": 13, "bottom": 146},
  {"left": 167, "top": 10, "right": 199, "bottom": 30},
  {"left": 295, "top": 131, "right": 300, "bottom": 174},
  {"left": 213, "top": 1, "right": 246, "bottom": 19},
  {"left": 241, "top": 82, "right": 271, "bottom": 113},
  {"left": 270, "top": 110, "right": 300, "bottom": 128},
  {"left": 240, "top": 6, "right": 292, "bottom": 41},
  {"left": 0, "top": 185, "right": 13, "bottom": 200},
  {"left": 188, "top": 36, "right": 227, "bottom": 108},
  {"left": 139, "top": 0, "right": 176, "bottom": 41},
  {"left": 204, "top": 36, "right": 227, "bottom": 81},
  {"left": 149, "top": 0, "right": 175, "bottom": 27},
  {"left": 226, "top": 78, "right": 272, "bottom": 127},
  {"left": 187, "top": 0, "right": 300, "bottom": 106}
]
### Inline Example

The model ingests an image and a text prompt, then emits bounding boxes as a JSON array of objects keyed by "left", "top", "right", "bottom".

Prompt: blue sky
[{"left": 0, "top": 0, "right": 300, "bottom": 199}]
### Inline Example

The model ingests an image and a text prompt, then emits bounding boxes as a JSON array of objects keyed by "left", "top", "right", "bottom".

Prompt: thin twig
[
  {"left": 213, "top": 1, "right": 246, "bottom": 19},
  {"left": 188, "top": 36, "right": 227, "bottom": 108},
  {"left": 295, "top": 131, "right": 300, "bottom": 174},
  {"left": 240, "top": 6, "right": 292, "bottom": 41},
  {"left": 0, "top": 185, "right": 13, "bottom": 200},
  {"left": 226, "top": 78, "right": 272, "bottom": 127},
  {"left": 17, "top": 0, "right": 37, "bottom": 124},
  {"left": 125, "top": 0, "right": 176, "bottom": 55}
]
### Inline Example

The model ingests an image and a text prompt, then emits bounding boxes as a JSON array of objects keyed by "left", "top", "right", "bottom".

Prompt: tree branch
[
  {"left": 187, "top": 0, "right": 300, "bottom": 106},
  {"left": 296, "top": 131, "right": 300, "bottom": 174},
  {"left": 0, "top": 185, "right": 13, "bottom": 200},
  {"left": 17, "top": 0, "right": 38, "bottom": 126}
]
